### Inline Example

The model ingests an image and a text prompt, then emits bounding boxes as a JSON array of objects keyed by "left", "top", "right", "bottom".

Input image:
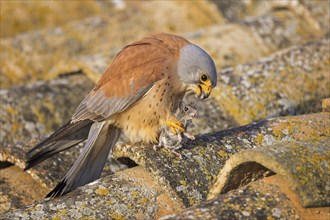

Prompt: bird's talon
[{"left": 165, "top": 120, "right": 185, "bottom": 135}]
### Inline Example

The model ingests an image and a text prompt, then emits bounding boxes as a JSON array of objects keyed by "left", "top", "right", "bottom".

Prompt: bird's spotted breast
[{"left": 113, "top": 77, "right": 185, "bottom": 144}]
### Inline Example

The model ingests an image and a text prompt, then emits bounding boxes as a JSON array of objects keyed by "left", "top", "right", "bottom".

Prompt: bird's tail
[
  {"left": 25, "top": 120, "right": 93, "bottom": 170},
  {"left": 46, "top": 121, "right": 121, "bottom": 198}
]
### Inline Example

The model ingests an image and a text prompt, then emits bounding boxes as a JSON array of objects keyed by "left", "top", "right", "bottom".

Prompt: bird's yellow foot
[{"left": 165, "top": 119, "right": 185, "bottom": 135}]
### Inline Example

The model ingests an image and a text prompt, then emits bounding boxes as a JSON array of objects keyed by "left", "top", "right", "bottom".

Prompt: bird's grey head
[{"left": 177, "top": 44, "right": 217, "bottom": 99}]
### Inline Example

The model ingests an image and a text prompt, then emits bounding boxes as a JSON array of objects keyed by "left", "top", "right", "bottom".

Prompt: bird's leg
[{"left": 165, "top": 119, "right": 185, "bottom": 135}]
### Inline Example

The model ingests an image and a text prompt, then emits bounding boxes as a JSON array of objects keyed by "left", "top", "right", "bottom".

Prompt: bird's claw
[{"left": 165, "top": 119, "right": 185, "bottom": 135}]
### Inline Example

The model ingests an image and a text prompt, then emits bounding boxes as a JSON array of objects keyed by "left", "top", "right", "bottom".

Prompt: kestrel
[{"left": 25, "top": 33, "right": 217, "bottom": 197}]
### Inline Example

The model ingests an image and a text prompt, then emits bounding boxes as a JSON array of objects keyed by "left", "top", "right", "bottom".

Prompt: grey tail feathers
[
  {"left": 46, "top": 122, "right": 121, "bottom": 198},
  {"left": 24, "top": 120, "right": 93, "bottom": 171}
]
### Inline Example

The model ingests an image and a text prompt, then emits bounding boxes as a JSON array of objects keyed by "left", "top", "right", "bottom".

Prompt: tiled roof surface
[{"left": 0, "top": 0, "right": 329, "bottom": 219}]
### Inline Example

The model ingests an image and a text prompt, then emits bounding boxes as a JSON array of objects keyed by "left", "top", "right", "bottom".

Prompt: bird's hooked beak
[{"left": 196, "top": 84, "right": 212, "bottom": 99}]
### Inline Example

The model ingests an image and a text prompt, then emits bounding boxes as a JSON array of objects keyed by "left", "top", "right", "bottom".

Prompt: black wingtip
[
  {"left": 23, "top": 164, "right": 31, "bottom": 171},
  {"left": 46, "top": 179, "right": 68, "bottom": 198},
  {"left": 24, "top": 150, "right": 48, "bottom": 171},
  {"left": 26, "top": 120, "right": 78, "bottom": 157},
  {"left": 24, "top": 156, "right": 41, "bottom": 171},
  {"left": 24, "top": 146, "right": 58, "bottom": 171},
  {"left": 25, "top": 120, "right": 91, "bottom": 170}
]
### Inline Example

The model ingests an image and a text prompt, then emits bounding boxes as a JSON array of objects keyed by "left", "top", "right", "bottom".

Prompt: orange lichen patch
[
  {"left": 288, "top": 116, "right": 330, "bottom": 142},
  {"left": 294, "top": 125, "right": 324, "bottom": 141},
  {"left": 272, "top": 122, "right": 295, "bottom": 138},
  {"left": 269, "top": 113, "right": 330, "bottom": 142}
]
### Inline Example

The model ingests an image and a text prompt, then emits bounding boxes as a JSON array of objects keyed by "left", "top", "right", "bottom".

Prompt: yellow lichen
[
  {"left": 131, "top": 191, "right": 139, "bottom": 198},
  {"left": 217, "top": 150, "right": 228, "bottom": 157},
  {"left": 255, "top": 134, "right": 264, "bottom": 144},
  {"left": 59, "top": 209, "right": 67, "bottom": 215},
  {"left": 52, "top": 209, "right": 67, "bottom": 220},
  {"left": 79, "top": 203, "right": 87, "bottom": 208},
  {"left": 140, "top": 197, "right": 149, "bottom": 204},
  {"left": 267, "top": 216, "right": 275, "bottom": 220},
  {"left": 80, "top": 217, "right": 95, "bottom": 220},
  {"left": 223, "top": 198, "right": 231, "bottom": 203},
  {"left": 52, "top": 216, "right": 61, "bottom": 220},
  {"left": 179, "top": 180, "right": 187, "bottom": 186},
  {"left": 295, "top": 166, "right": 302, "bottom": 172},
  {"left": 95, "top": 188, "right": 109, "bottom": 196},
  {"left": 6, "top": 105, "right": 18, "bottom": 116},
  {"left": 109, "top": 213, "right": 126, "bottom": 220}
]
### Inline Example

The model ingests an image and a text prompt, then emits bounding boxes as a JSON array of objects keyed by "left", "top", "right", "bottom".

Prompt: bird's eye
[
  {"left": 200, "top": 74, "right": 208, "bottom": 82},
  {"left": 184, "top": 107, "right": 189, "bottom": 112}
]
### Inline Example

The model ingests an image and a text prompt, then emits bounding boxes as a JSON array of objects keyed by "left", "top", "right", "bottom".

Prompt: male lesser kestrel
[{"left": 25, "top": 33, "right": 217, "bottom": 197}]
